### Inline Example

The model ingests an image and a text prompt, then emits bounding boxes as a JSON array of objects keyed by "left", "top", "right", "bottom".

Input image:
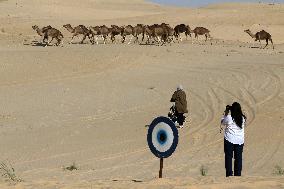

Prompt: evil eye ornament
[{"left": 147, "top": 116, "right": 179, "bottom": 158}]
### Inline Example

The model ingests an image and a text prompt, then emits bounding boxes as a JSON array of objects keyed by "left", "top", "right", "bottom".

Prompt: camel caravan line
[
  {"left": 32, "top": 24, "right": 275, "bottom": 49},
  {"left": 32, "top": 23, "right": 211, "bottom": 46}
]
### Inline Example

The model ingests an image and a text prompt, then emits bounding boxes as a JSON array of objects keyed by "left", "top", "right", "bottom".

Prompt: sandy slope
[{"left": 0, "top": 0, "right": 284, "bottom": 188}]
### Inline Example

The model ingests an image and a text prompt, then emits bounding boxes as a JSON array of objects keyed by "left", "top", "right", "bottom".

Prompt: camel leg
[
  {"left": 176, "top": 34, "right": 180, "bottom": 43},
  {"left": 128, "top": 35, "right": 133, "bottom": 45},
  {"left": 42, "top": 35, "right": 48, "bottom": 44},
  {"left": 174, "top": 33, "right": 179, "bottom": 43},
  {"left": 55, "top": 38, "right": 60, "bottom": 46},
  {"left": 80, "top": 35, "right": 86, "bottom": 44},
  {"left": 263, "top": 39, "right": 269, "bottom": 49},
  {"left": 134, "top": 35, "right": 138, "bottom": 44},
  {"left": 100, "top": 35, "right": 104, "bottom": 43},
  {"left": 194, "top": 33, "right": 198, "bottom": 44},
  {"left": 103, "top": 35, "right": 107, "bottom": 44},
  {"left": 157, "top": 36, "right": 161, "bottom": 44},
  {"left": 49, "top": 37, "right": 54, "bottom": 45},
  {"left": 259, "top": 39, "right": 262, "bottom": 49},
  {"left": 70, "top": 34, "right": 78, "bottom": 44},
  {"left": 95, "top": 36, "right": 99, "bottom": 45},
  {"left": 157, "top": 36, "right": 162, "bottom": 45},
  {"left": 147, "top": 35, "right": 151, "bottom": 44},
  {"left": 122, "top": 35, "right": 126, "bottom": 43},
  {"left": 169, "top": 36, "right": 174, "bottom": 43},
  {"left": 270, "top": 38, "right": 274, "bottom": 49},
  {"left": 175, "top": 36, "right": 179, "bottom": 43},
  {"left": 180, "top": 35, "right": 183, "bottom": 42},
  {"left": 196, "top": 34, "right": 199, "bottom": 44},
  {"left": 42, "top": 34, "right": 49, "bottom": 45},
  {"left": 111, "top": 35, "right": 115, "bottom": 44},
  {"left": 59, "top": 37, "right": 64, "bottom": 46},
  {"left": 44, "top": 37, "right": 53, "bottom": 47},
  {"left": 88, "top": 34, "right": 94, "bottom": 44},
  {"left": 207, "top": 33, "right": 212, "bottom": 44},
  {"left": 146, "top": 35, "right": 150, "bottom": 44}
]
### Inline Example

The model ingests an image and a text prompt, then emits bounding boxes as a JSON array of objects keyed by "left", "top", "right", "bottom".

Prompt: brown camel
[
  {"left": 63, "top": 24, "right": 94, "bottom": 44},
  {"left": 32, "top": 25, "right": 52, "bottom": 43},
  {"left": 143, "top": 24, "right": 169, "bottom": 45},
  {"left": 192, "top": 27, "right": 211, "bottom": 42},
  {"left": 244, "top": 29, "right": 274, "bottom": 49},
  {"left": 99, "top": 25, "right": 111, "bottom": 44},
  {"left": 121, "top": 25, "right": 134, "bottom": 44},
  {"left": 89, "top": 26, "right": 101, "bottom": 44},
  {"left": 143, "top": 25, "right": 154, "bottom": 44},
  {"left": 42, "top": 27, "right": 64, "bottom": 46},
  {"left": 133, "top": 24, "right": 144, "bottom": 43},
  {"left": 174, "top": 24, "right": 191, "bottom": 42},
  {"left": 161, "top": 23, "right": 175, "bottom": 43},
  {"left": 89, "top": 25, "right": 110, "bottom": 44},
  {"left": 109, "top": 25, "right": 123, "bottom": 43},
  {"left": 143, "top": 24, "right": 162, "bottom": 44}
]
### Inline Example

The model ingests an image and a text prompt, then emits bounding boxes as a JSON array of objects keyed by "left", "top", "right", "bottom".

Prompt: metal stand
[{"left": 159, "top": 158, "right": 163, "bottom": 178}]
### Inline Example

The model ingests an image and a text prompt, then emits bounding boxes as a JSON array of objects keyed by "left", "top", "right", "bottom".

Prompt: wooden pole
[{"left": 159, "top": 158, "right": 163, "bottom": 178}]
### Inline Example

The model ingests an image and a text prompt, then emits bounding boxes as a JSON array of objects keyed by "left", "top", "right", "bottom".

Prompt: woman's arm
[{"left": 221, "top": 115, "right": 230, "bottom": 126}]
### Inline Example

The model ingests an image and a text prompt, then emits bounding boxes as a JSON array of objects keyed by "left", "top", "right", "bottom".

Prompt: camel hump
[
  {"left": 42, "top": 25, "right": 52, "bottom": 32},
  {"left": 79, "top": 25, "right": 87, "bottom": 29}
]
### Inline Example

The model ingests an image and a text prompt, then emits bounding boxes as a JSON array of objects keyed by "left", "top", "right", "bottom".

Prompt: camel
[
  {"left": 161, "top": 23, "right": 175, "bottom": 43},
  {"left": 42, "top": 27, "right": 64, "bottom": 46},
  {"left": 143, "top": 24, "right": 169, "bottom": 45},
  {"left": 174, "top": 24, "right": 191, "bottom": 42},
  {"left": 121, "top": 25, "right": 134, "bottom": 44},
  {"left": 63, "top": 24, "right": 94, "bottom": 44},
  {"left": 32, "top": 25, "right": 52, "bottom": 43},
  {"left": 244, "top": 29, "right": 274, "bottom": 49},
  {"left": 143, "top": 25, "right": 155, "bottom": 44},
  {"left": 133, "top": 24, "right": 144, "bottom": 43},
  {"left": 89, "top": 25, "right": 110, "bottom": 44},
  {"left": 192, "top": 27, "right": 211, "bottom": 42},
  {"left": 89, "top": 26, "right": 102, "bottom": 44},
  {"left": 109, "top": 25, "right": 123, "bottom": 43},
  {"left": 144, "top": 24, "right": 161, "bottom": 44}
]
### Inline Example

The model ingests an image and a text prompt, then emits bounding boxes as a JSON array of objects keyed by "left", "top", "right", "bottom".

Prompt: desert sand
[{"left": 0, "top": 0, "right": 283, "bottom": 188}]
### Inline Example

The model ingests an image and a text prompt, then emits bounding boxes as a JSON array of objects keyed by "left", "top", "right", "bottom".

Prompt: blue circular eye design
[
  {"left": 157, "top": 130, "right": 167, "bottom": 145},
  {"left": 147, "top": 116, "right": 179, "bottom": 158}
]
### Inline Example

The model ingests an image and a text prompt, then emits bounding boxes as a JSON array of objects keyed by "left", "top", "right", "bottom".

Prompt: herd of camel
[{"left": 32, "top": 23, "right": 274, "bottom": 49}]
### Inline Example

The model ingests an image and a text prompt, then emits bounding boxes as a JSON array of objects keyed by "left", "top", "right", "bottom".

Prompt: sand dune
[{"left": 0, "top": 0, "right": 283, "bottom": 188}]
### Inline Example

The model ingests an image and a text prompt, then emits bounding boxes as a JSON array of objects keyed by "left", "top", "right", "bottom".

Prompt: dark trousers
[
  {"left": 176, "top": 113, "right": 185, "bottom": 126},
  {"left": 224, "top": 139, "right": 244, "bottom": 177}
]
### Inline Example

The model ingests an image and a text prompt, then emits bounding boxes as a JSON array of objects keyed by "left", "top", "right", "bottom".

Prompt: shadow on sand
[
  {"left": 24, "top": 40, "right": 65, "bottom": 47},
  {"left": 23, "top": 40, "right": 47, "bottom": 47}
]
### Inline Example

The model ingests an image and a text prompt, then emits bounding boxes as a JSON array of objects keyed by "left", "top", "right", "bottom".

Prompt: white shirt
[{"left": 221, "top": 115, "right": 245, "bottom": 145}]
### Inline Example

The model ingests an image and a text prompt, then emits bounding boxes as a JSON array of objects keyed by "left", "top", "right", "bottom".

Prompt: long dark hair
[{"left": 230, "top": 102, "right": 246, "bottom": 128}]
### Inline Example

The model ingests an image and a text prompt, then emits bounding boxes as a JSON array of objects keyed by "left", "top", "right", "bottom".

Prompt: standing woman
[{"left": 221, "top": 102, "right": 246, "bottom": 177}]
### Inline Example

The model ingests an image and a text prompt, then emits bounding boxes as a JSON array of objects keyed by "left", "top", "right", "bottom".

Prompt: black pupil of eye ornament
[
  {"left": 157, "top": 130, "right": 167, "bottom": 144},
  {"left": 160, "top": 133, "right": 166, "bottom": 142}
]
